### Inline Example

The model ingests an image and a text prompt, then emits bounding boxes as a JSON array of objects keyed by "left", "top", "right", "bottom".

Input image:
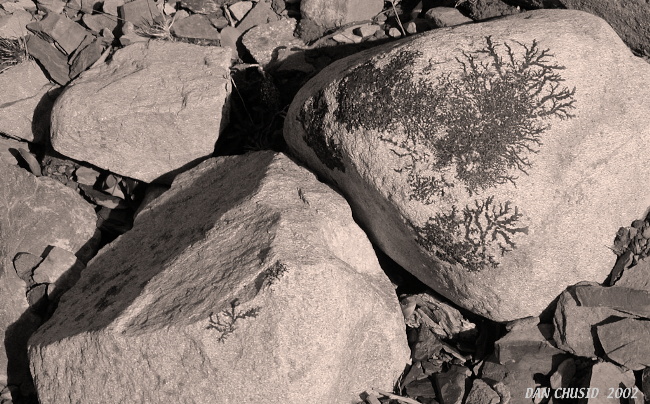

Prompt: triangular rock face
[
  {"left": 28, "top": 152, "right": 410, "bottom": 403},
  {"left": 283, "top": 9, "right": 650, "bottom": 321}
]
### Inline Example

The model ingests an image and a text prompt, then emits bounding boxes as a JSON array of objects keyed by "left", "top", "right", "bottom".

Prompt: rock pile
[{"left": 1, "top": 0, "right": 650, "bottom": 403}]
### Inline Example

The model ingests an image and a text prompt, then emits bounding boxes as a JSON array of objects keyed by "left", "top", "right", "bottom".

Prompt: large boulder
[
  {"left": 28, "top": 152, "right": 410, "bottom": 404},
  {"left": 0, "top": 164, "right": 98, "bottom": 396},
  {"left": 50, "top": 40, "right": 232, "bottom": 183},
  {"left": 283, "top": 9, "right": 650, "bottom": 321}
]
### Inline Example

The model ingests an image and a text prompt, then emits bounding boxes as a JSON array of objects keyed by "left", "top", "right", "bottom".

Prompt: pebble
[
  {"left": 229, "top": 0, "right": 252, "bottom": 21},
  {"left": 388, "top": 27, "right": 402, "bottom": 38}
]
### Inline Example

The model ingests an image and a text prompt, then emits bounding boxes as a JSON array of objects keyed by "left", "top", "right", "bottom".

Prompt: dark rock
[
  {"left": 597, "top": 318, "right": 650, "bottom": 370},
  {"left": 171, "top": 14, "right": 220, "bottom": 40},
  {"left": 434, "top": 365, "right": 471, "bottom": 404},
  {"left": 465, "top": 379, "right": 500, "bottom": 404},
  {"left": 608, "top": 249, "right": 633, "bottom": 285},
  {"left": 119, "top": 0, "right": 162, "bottom": 25},
  {"left": 549, "top": 358, "right": 575, "bottom": 389},
  {"left": 12, "top": 252, "right": 42, "bottom": 282},
  {"left": 411, "top": 324, "right": 444, "bottom": 361},
  {"left": 643, "top": 368, "right": 650, "bottom": 400},
  {"left": 459, "top": 0, "right": 522, "bottom": 20},
  {"left": 27, "top": 12, "right": 90, "bottom": 55},
  {"left": 425, "top": 7, "right": 473, "bottom": 27},
  {"left": 574, "top": 283, "right": 650, "bottom": 318},
  {"left": 587, "top": 362, "right": 636, "bottom": 403},
  {"left": 495, "top": 323, "right": 565, "bottom": 375},
  {"left": 616, "top": 256, "right": 650, "bottom": 291},
  {"left": 406, "top": 377, "right": 437, "bottom": 399},
  {"left": 25, "top": 34, "right": 70, "bottom": 85},
  {"left": 69, "top": 37, "right": 103, "bottom": 78},
  {"left": 553, "top": 284, "right": 629, "bottom": 358}
]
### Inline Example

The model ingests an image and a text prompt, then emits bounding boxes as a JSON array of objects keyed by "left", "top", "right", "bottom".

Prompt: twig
[{"left": 389, "top": 1, "right": 406, "bottom": 37}]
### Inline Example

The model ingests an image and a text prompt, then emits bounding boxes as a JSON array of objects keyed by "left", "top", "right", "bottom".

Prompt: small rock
[
  {"left": 206, "top": 12, "right": 228, "bottom": 29},
  {"left": 26, "top": 13, "right": 90, "bottom": 55},
  {"left": 0, "top": 9, "right": 32, "bottom": 38},
  {"left": 495, "top": 322, "right": 565, "bottom": 375},
  {"left": 0, "top": 136, "right": 26, "bottom": 165},
  {"left": 586, "top": 362, "right": 636, "bottom": 404},
  {"left": 616, "top": 256, "right": 650, "bottom": 291},
  {"left": 241, "top": 18, "right": 305, "bottom": 68},
  {"left": 35, "top": 0, "right": 66, "bottom": 14},
  {"left": 102, "top": 0, "right": 124, "bottom": 15},
  {"left": 1, "top": 0, "right": 37, "bottom": 12},
  {"left": 171, "top": 13, "right": 220, "bottom": 40},
  {"left": 425, "top": 7, "right": 473, "bottom": 28},
  {"left": 434, "top": 365, "right": 471, "bottom": 404},
  {"left": 118, "top": 21, "right": 149, "bottom": 46},
  {"left": 388, "top": 27, "right": 401, "bottom": 38},
  {"left": 0, "top": 61, "right": 57, "bottom": 150},
  {"left": 406, "top": 377, "right": 437, "bottom": 398},
  {"left": 229, "top": 0, "right": 252, "bottom": 21},
  {"left": 597, "top": 318, "right": 650, "bottom": 370},
  {"left": 25, "top": 34, "right": 70, "bottom": 85},
  {"left": 119, "top": 0, "right": 162, "bottom": 25},
  {"left": 353, "top": 23, "right": 379, "bottom": 38},
  {"left": 81, "top": 12, "right": 119, "bottom": 33},
  {"left": 31, "top": 246, "right": 86, "bottom": 302},
  {"left": 179, "top": 0, "right": 220, "bottom": 14},
  {"left": 74, "top": 166, "right": 101, "bottom": 186},
  {"left": 404, "top": 18, "right": 433, "bottom": 34},
  {"left": 549, "top": 358, "right": 575, "bottom": 389},
  {"left": 465, "top": 379, "right": 500, "bottom": 404},
  {"left": 332, "top": 31, "right": 361, "bottom": 44},
  {"left": 236, "top": 0, "right": 279, "bottom": 33},
  {"left": 12, "top": 252, "right": 43, "bottom": 283},
  {"left": 26, "top": 283, "right": 48, "bottom": 309},
  {"left": 300, "top": 0, "right": 383, "bottom": 31}
]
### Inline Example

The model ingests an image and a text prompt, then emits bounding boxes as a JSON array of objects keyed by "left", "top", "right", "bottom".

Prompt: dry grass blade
[
  {"left": 0, "top": 37, "right": 28, "bottom": 73},
  {"left": 135, "top": 15, "right": 176, "bottom": 40}
]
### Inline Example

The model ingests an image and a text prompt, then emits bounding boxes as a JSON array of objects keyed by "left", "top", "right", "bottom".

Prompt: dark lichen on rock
[
  {"left": 416, "top": 196, "right": 529, "bottom": 272},
  {"left": 299, "top": 89, "right": 346, "bottom": 172}
]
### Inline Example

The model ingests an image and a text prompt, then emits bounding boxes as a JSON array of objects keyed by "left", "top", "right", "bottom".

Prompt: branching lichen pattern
[{"left": 323, "top": 36, "right": 576, "bottom": 271}]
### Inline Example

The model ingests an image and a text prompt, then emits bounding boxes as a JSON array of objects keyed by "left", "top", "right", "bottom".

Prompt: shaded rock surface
[
  {"left": 0, "top": 164, "right": 97, "bottom": 393},
  {"left": 0, "top": 61, "right": 56, "bottom": 143},
  {"left": 597, "top": 318, "right": 650, "bottom": 370},
  {"left": 28, "top": 152, "right": 410, "bottom": 404},
  {"left": 50, "top": 40, "right": 232, "bottom": 183},
  {"left": 300, "top": 0, "right": 383, "bottom": 31},
  {"left": 283, "top": 9, "right": 650, "bottom": 321}
]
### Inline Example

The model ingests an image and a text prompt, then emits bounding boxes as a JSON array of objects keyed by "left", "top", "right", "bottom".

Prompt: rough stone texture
[
  {"left": 300, "top": 0, "right": 383, "bottom": 31},
  {"left": 28, "top": 152, "right": 410, "bottom": 404},
  {"left": 425, "top": 7, "right": 473, "bottom": 27},
  {"left": 574, "top": 283, "right": 650, "bottom": 318},
  {"left": 617, "top": 257, "right": 650, "bottom": 291},
  {"left": 50, "top": 40, "right": 232, "bottom": 183},
  {"left": 557, "top": 0, "right": 650, "bottom": 57},
  {"left": 0, "top": 136, "right": 26, "bottom": 166},
  {"left": 0, "top": 164, "right": 97, "bottom": 392},
  {"left": 0, "top": 9, "right": 32, "bottom": 38},
  {"left": 236, "top": 0, "right": 279, "bottom": 33},
  {"left": 553, "top": 284, "right": 628, "bottom": 358},
  {"left": 242, "top": 18, "right": 305, "bottom": 69},
  {"left": 495, "top": 324, "right": 565, "bottom": 375},
  {"left": 434, "top": 365, "right": 471, "bottom": 404},
  {"left": 549, "top": 358, "right": 575, "bottom": 389},
  {"left": 170, "top": 14, "right": 221, "bottom": 40},
  {"left": 597, "top": 318, "right": 650, "bottom": 370},
  {"left": 26, "top": 13, "right": 90, "bottom": 55},
  {"left": 461, "top": 0, "right": 522, "bottom": 21},
  {"left": 283, "top": 9, "right": 650, "bottom": 321},
  {"left": 465, "top": 379, "right": 500, "bottom": 404},
  {"left": 587, "top": 362, "right": 636, "bottom": 404},
  {"left": 0, "top": 60, "right": 57, "bottom": 143}
]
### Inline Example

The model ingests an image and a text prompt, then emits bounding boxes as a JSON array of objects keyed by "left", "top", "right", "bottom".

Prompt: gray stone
[
  {"left": 616, "top": 256, "right": 650, "bottom": 291},
  {"left": 586, "top": 362, "right": 636, "bottom": 404},
  {"left": 0, "top": 136, "right": 25, "bottom": 166},
  {"left": 0, "top": 60, "right": 56, "bottom": 143},
  {"left": 170, "top": 14, "right": 220, "bottom": 40},
  {"left": 26, "top": 13, "right": 90, "bottom": 55},
  {"left": 0, "top": 9, "right": 32, "bottom": 38},
  {"left": 229, "top": 0, "right": 251, "bottom": 20},
  {"left": 28, "top": 152, "right": 410, "bottom": 404},
  {"left": 283, "top": 9, "right": 650, "bottom": 321},
  {"left": 81, "top": 12, "right": 119, "bottom": 33},
  {"left": 300, "top": 0, "right": 383, "bottom": 31},
  {"left": 69, "top": 37, "right": 103, "bottom": 78},
  {"left": 465, "top": 379, "right": 500, "bottom": 404},
  {"left": 119, "top": 0, "right": 161, "bottom": 25},
  {"left": 50, "top": 40, "right": 232, "bottom": 183},
  {"left": 549, "top": 358, "right": 575, "bottom": 389},
  {"left": 434, "top": 365, "right": 471, "bottom": 404},
  {"left": 553, "top": 284, "right": 627, "bottom": 358},
  {"left": 241, "top": 18, "right": 305, "bottom": 69},
  {"left": 597, "top": 318, "right": 650, "bottom": 370},
  {"left": 425, "top": 7, "right": 473, "bottom": 27},
  {"left": 0, "top": 164, "right": 97, "bottom": 389},
  {"left": 495, "top": 323, "right": 565, "bottom": 375},
  {"left": 236, "top": 0, "right": 279, "bottom": 33}
]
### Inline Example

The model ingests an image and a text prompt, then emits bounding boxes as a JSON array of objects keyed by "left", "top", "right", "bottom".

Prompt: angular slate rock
[
  {"left": 434, "top": 365, "right": 471, "bottom": 404},
  {"left": 170, "top": 14, "right": 221, "bottom": 40},
  {"left": 616, "top": 257, "right": 650, "bottom": 291},
  {"left": 25, "top": 34, "right": 70, "bottom": 85},
  {"left": 241, "top": 18, "right": 305, "bottom": 69},
  {"left": 465, "top": 379, "right": 500, "bottom": 404},
  {"left": 574, "top": 283, "right": 650, "bottom": 318},
  {"left": 51, "top": 40, "right": 232, "bottom": 183},
  {"left": 587, "top": 362, "right": 636, "bottom": 404},
  {"left": 597, "top": 318, "right": 650, "bottom": 370},
  {"left": 0, "top": 60, "right": 56, "bottom": 143},
  {"left": 300, "top": 0, "right": 383, "bottom": 31},
  {"left": 28, "top": 152, "right": 410, "bottom": 404},
  {"left": 0, "top": 164, "right": 97, "bottom": 390},
  {"left": 553, "top": 284, "right": 627, "bottom": 358},
  {"left": 284, "top": 9, "right": 650, "bottom": 321},
  {"left": 26, "top": 13, "right": 89, "bottom": 55}
]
